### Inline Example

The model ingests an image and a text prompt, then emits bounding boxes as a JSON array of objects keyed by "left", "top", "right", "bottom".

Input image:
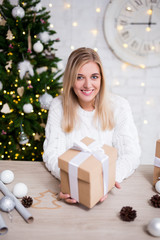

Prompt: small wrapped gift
[
  {"left": 58, "top": 137, "right": 117, "bottom": 208},
  {"left": 153, "top": 139, "right": 160, "bottom": 186}
]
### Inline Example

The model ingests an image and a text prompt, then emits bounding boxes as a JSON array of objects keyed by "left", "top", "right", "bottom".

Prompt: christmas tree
[{"left": 0, "top": 0, "right": 63, "bottom": 161}]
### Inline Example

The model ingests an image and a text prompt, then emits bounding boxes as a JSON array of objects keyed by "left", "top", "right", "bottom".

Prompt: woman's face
[{"left": 73, "top": 61, "right": 101, "bottom": 111}]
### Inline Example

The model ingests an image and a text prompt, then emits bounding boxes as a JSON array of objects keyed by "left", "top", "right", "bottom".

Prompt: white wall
[{"left": 2, "top": 0, "right": 160, "bottom": 164}]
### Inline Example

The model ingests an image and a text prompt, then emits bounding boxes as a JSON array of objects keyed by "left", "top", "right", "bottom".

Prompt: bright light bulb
[
  {"left": 123, "top": 43, "right": 128, "bottom": 48},
  {"left": 72, "top": 22, "right": 78, "bottom": 27},
  {"left": 144, "top": 120, "right": 148, "bottom": 124},
  {"left": 96, "top": 8, "right": 101, "bottom": 12},
  {"left": 71, "top": 45, "right": 75, "bottom": 50},
  {"left": 91, "top": 29, "right": 98, "bottom": 36},
  {"left": 141, "top": 82, "right": 145, "bottom": 87},
  {"left": 49, "top": 3, "right": 52, "bottom": 7}
]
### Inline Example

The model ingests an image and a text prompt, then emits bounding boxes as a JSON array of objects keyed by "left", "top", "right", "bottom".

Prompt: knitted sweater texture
[{"left": 43, "top": 94, "right": 141, "bottom": 183}]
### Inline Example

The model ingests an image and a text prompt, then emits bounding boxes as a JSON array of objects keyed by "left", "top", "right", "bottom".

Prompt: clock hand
[
  {"left": 148, "top": 6, "right": 153, "bottom": 27},
  {"left": 130, "top": 22, "right": 156, "bottom": 25}
]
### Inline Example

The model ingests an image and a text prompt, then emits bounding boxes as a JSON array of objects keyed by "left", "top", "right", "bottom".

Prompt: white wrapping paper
[
  {"left": 69, "top": 140, "right": 109, "bottom": 202},
  {"left": 0, "top": 213, "right": 8, "bottom": 235},
  {"left": 154, "top": 157, "right": 160, "bottom": 167},
  {"left": 0, "top": 181, "right": 33, "bottom": 223}
]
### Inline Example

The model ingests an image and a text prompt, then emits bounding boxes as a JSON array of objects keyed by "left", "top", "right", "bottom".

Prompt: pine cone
[
  {"left": 21, "top": 196, "right": 33, "bottom": 208},
  {"left": 120, "top": 206, "right": 137, "bottom": 222},
  {"left": 150, "top": 194, "right": 160, "bottom": 208}
]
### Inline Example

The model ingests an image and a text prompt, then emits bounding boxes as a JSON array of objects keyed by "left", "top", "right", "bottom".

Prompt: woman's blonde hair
[{"left": 62, "top": 47, "right": 114, "bottom": 132}]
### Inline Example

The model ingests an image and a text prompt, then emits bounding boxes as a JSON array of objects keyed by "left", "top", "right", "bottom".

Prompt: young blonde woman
[{"left": 43, "top": 47, "right": 141, "bottom": 204}]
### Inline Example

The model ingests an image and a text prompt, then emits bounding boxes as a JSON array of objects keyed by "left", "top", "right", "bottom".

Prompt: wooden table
[{"left": 0, "top": 161, "right": 157, "bottom": 240}]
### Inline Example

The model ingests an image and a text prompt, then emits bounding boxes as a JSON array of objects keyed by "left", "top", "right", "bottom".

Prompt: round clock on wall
[{"left": 103, "top": 0, "right": 160, "bottom": 68}]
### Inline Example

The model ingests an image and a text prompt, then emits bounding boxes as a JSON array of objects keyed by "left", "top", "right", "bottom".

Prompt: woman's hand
[
  {"left": 99, "top": 181, "right": 121, "bottom": 202},
  {"left": 58, "top": 192, "right": 77, "bottom": 204}
]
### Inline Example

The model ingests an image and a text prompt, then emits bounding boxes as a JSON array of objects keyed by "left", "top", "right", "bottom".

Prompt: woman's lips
[{"left": 81, "top": 89, "right": 94, "bottom": 96}]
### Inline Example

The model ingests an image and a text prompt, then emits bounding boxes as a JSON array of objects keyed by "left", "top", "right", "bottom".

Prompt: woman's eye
[
  {"left": 77, "top": 76, "right": 83, "bottom": 80},
  {"left": 92, "top": 75, "right": 98, "bottom": 79}
]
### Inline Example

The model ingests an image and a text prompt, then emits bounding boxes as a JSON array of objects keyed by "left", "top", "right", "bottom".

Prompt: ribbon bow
[{"left": 68, "top": 140, "right": 109, "bottom": 202}]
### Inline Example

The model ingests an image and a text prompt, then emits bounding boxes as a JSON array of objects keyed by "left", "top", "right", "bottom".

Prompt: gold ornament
[
  {"left": 6, "top": 30, "right": 14, "bottom": 40},
  {"left": 5, "top": 60, "right": 12, "bottom": 71},
  {"left": 0, "top": 16, "right": 6, "bottom": 26}
]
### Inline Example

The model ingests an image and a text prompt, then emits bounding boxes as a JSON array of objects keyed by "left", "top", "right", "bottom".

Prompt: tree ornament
[
  {"left": 0, "top": 170, "right": 14, "bottom": 184},
  {"left": 38, "top": 31, "right": 50, "bottom": 43},
  {"left": 23, "top": 103, "right": 33, "bottom": 114},
  {"left": 13, "top": 183, "right": 28, "bottom": 199},
  {"left": 155, "top": 180, "right": 160, "bottom": 193},
  {"left": 18, "top": 125, "right": 29, "bottom": 145},
  {"left": 28, "top": 27, "right": 32, "bottom": 52},
  {"left": 12, "top": 5, "right": 25, "bottom": 19},
  {"left": 33, "top": 40, "right": 43, "bottom": 53},
  {"left": 1, "top": 103, "right": 11, "bottom": 114},
  {"left": 119, "top": 206, "right": 137, "bottom": 222},
  {"left": 6, "top": 29, "right": 14, "bottom": 40},
  {"left": 17, "top": 86, "right": 24, "bottom": 97},
  {"left": 147, "top": 218, "right": 160, "bottom": 237},
  {"left": 39, "top": 92, "right": 53, "bottom": 110},
  {"left": 150, "top": 194, "right": 160, "bottom": 208},
  {"left": 18, "top": 60, "right": 34, "bottom": 79},
  {"left": 33, "top": 2, "right": 42, "bottom": 12},
  {"left": 5, "top": 60, "right": 12, "bottom": 71},
  {"left": 0, "top": 196, "right": 15, "bottom": 212},
  {"left": 0, "top": 15, "right": 6, "bottom": 26},
  {"left": 0, "top": 81, "right": 3, "bottom": 90},
  {"left": 21, "top": 196, "right": 33, "bottom": 208}
]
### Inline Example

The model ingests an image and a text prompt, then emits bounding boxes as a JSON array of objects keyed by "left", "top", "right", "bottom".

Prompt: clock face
[{"left": 103, "top": 0, "right": 160, "bottom": 68}]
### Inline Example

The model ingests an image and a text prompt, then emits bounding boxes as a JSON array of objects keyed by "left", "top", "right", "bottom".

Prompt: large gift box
[
  {"left": 58, "top": 137, "right": 117, "bottom": 208},
  {"left": 153, "top": 139, "right": 160, "bottom": 186}
]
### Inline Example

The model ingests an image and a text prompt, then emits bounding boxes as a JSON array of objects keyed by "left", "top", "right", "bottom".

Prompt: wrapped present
[
  {"left": 153, "top": 139, "right": 160, "bottom": 186},
  {"left": 58, "top": 137, "right": 117, "bottom": 208}
]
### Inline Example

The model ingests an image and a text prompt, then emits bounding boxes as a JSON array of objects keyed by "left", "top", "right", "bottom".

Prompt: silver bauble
[
  {"left": 0, "top": 196, "right": 15, "bottom": 212},
  {"left": 18, "top": 130, "right": 29, "bottom": 145},
  {"left": 147, "top": 218, "right": 160, "bottom": 237},
  {"left": 0, "top": 81, "right": 3, "bottom": 90},
  {"left": 23, "top": 103, "right": 33, "bottom": 114},
  {"left": 12, "top": 5, "right": 25, "bottom": 19},
  {"left": 39, "top": 92, "right": 53, "bottom": 110},
  {"left": 33, "top": 40, "right": 44, "bottom": 53}
]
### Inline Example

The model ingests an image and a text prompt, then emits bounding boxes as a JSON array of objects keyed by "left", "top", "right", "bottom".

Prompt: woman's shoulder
[
  {"left": 49, "top": 95, "right": 63, "bottom": 112},
  {"left": 109, "top": 93, "right": 130, "bottom": 114}
]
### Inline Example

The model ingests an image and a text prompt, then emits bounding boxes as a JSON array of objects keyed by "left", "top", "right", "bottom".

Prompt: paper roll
[
  {"left": 0, "top": 181, "right": 33, "bottom": 223},
  {"left": 0, "top": 213, "right": 8, "bottom": 235}
]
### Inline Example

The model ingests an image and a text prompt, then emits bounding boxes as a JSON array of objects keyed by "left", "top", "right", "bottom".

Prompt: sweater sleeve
[
  {"left": 43, "top": 97, "right": 66, "bottom": 180},
  {"left": 112, "top": 96, "right": 141, "bottom": 183}
]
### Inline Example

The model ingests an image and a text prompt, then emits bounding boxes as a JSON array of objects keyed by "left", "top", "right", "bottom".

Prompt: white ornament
[
  {"left": 0, "top": 81, "right": 3, "bottom": 90},
  {"left": 23, "top": 103, "right": 33, "bottom": 114},
  {"left": 18, "top": 60, "right": 34, "bottom": 79},
  {"left": 1, "top": 103, "right": 11, "bottom": 114},
  {"left": 12, "top": 5, "right": 25, "bottom": 19},
  {"left": 33, "top": 40, "right": 44, "bottom": 53},
  {"left": 147, "top": 218, "right": 160, "bottom": 237},
  {"left": 13, "top": 183, "right": 28, "bottom": 199},
  {"left": 33, "top": 2, "right": 42, "bottom": 12},
  {"left": 155, "top": 180, "right": 160, "bottom": 193},
  {"left": 39, "top": 92, "right": 53, "bottom": 110},
  {"left": 0, "top": 170, "right": 14, "bottom": 184},
  {"left": 38, "top": 31, "right": 50, "bottom": 43}
]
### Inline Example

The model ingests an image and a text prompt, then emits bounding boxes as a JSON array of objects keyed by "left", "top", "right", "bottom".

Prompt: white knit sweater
[{"left": 43, "top": 94, "right": 141, "bottom": 183}]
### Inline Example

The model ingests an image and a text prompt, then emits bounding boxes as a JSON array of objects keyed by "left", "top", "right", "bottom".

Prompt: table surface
[{"left": 0, "top": 161, "right": 157, "bottom": 240}]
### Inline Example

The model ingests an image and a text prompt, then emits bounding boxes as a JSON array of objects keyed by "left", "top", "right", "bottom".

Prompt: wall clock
[{"left": 103, "top": 0, "right": 160, "bottom": 68}]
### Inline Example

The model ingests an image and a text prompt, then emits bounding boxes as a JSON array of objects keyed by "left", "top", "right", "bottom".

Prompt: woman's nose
[{"left": 83, "top": 78, "right": 91, "bottom": 88}]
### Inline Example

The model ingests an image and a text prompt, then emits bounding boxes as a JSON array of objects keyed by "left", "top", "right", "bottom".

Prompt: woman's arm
[
  {"left": 43, "top": 97, "right": 66, "bottom": 179},
  {"left": 112, "top": 96, "right": 141, "bottom": 183}
]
